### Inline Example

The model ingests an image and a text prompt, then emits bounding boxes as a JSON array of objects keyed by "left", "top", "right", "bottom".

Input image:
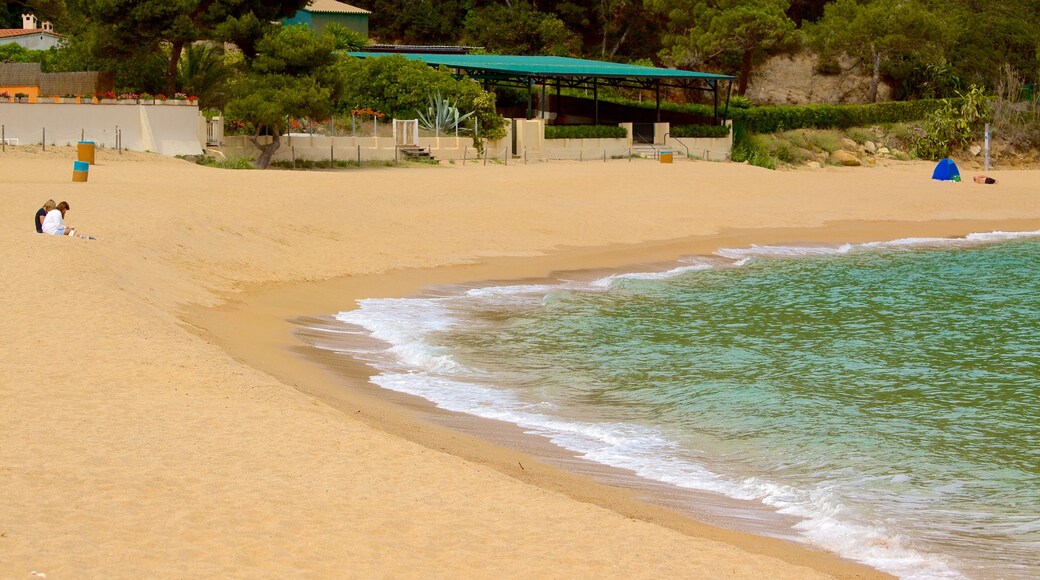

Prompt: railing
[{"left": 663, "top": 132, "right": 689, "bottom": 159}]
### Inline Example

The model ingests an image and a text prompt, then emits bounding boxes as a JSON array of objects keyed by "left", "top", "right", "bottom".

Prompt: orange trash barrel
[
  {"left": 659, "top": 150, "right": 673, "bottom": 163},
  {"left": 77, "top": 141, "right": 95, "bottom": 165},
  {"left": 72, "top": 160, "right": 89, "bottom": 182}
]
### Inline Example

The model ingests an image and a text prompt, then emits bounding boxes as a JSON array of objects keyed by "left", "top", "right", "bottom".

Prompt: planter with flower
[
  {"left": 0, "top": 91, "right": 11, "bottom": 103},
  {"left": 117, "top": 92, "right": 139, "bottom": 104},
  {"left": 95, "top": 91, "right": 117, "bottom": 104},
  {"left": 14, "top": 92, "right": 30, "bottom": 103},
  {"left": 58, "top": 93, "right": 79, "bottom": 104}
]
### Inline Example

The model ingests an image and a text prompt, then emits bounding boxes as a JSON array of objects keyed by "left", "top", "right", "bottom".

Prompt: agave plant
[{"left": 417, "top": 92, "right": 474, "bottom": 135}]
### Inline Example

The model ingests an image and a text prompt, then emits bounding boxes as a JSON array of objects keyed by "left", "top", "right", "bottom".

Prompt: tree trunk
[
  {"left": 869, "top": 51, "right": 881, "bottom": 103},
  {"left": 251, "top": 133, "right": 281, "bottom": 169},
  {"left": 165, "top": 40, "right": 185, "bottom": 97},
  {"left": 738, "top": 48, "right": 753, "bottom": 95}
]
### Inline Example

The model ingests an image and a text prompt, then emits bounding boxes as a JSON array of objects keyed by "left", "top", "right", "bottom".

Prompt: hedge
[
  {"left": 671, "top": 124, "right": 730, "bottom": 138},
  {"left": 545, "top": 125, "right": 627, "bottom": 139},
  {"left": 733, "top": 99, "right": 960, "bottom": 133},
  {"left": 593, "top": 94, "right": 957, "bottom": 134}
]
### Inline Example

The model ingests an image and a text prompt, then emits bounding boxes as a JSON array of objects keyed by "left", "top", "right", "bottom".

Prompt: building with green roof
[{"left": 285, "top": 0, "right": 370, "bottom": 36}]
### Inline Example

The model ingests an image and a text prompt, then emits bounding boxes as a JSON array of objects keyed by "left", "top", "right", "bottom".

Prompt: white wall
[
  {"left": 0, "top": 33, "right": 62, "bottom": 50},
  {"left": 0, "top": 102, "right": 203, "bottom": 156}
]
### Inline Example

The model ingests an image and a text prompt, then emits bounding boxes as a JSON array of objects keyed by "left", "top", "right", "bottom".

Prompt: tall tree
[
  {"left": 67, "top": 0, "right": 308, "bottom": 95},
  {"left": 463, "top": 1, "right": 580, "bottom": 55},
  {"left": 808, "top": 0, "right": 947, "bottom": 102},
  {"left": 648, "top": 0, "right": 796, "bottom": 95},
  {"left": 224, "top": 25, "right": 345, "bottom": 168}
]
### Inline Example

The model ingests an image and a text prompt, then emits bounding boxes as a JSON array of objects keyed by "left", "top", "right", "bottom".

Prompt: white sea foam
[
  {"left": 317, "top": 230, "right": 1040, "bottom": 579},
  {"left": 590, "top": 263, "right": 714, "bottom": 288}
]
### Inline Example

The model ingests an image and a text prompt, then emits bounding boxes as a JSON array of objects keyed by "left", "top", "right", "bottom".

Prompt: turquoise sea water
[{"left": 329, "top": 233, "right": 1040, "bottom": 579}]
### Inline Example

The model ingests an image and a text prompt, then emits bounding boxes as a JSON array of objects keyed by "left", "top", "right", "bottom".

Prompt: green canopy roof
[{"left": 346, "top": 53, "right": 734, "bottom": 83}]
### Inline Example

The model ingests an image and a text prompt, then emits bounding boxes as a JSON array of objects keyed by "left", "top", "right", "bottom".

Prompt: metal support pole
[
  {"left": 292, "top": 146, "right": 296, "bottom": 168},
  {"left": 463, "top": 148, "right": 467, "bottom": 165},
  {"left": 357, "top": 145, "right": 361, "bottom": 165},
  {"left": 984, "top": 123, "right": 991, "bottom": 171},
  {"left": 483, "top": 148, "right": 488, "bottom": 166},
  {"left": 527, "top": 77, "right": 533, "bottom": 120},
  {"left": 541, "top": 82, "right": 546, "bottom": 120},
  {"left": 594, "top": 78, "right": 599, "bottom": 126},
  {"left": 2, "top": 125, "right": 4, "bottom": 152},
  {"left": 655, "top": 81, "right": 661, "bottom": 123},
  {"left": 81, "top": 129, "right": 84, "bottom": 141},
  {"left": 330, "top": 145, "right": 334, "bottom": 168},
  {"left": 712, "top": 80, "right": 719, "bottom": 125},
  {"left": 603, "top": 150, "right": 606, "bottom": 162},
  {"left": 42, "top": 127, "right": 46, "bottom": 150},
  {"left": 556, "top": 79, "right": 561, "bottom": 122}
]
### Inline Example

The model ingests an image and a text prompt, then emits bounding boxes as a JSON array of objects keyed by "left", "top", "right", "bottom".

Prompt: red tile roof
[{"left": 0, "top": 28, "right": 64, "bottom": 38}]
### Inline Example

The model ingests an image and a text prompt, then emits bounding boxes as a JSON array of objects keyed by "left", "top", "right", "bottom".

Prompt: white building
[{"left": 0, "top": 14, "right": 63, "bottom": 50}]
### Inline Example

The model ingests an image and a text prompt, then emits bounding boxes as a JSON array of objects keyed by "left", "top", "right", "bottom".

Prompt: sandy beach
[{"left": 3, "top": 146, "right": 1038, "bottom": 578}]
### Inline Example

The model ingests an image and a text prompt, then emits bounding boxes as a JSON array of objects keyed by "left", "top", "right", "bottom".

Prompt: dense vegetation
[
  {"left": 3, "top": 0, "right": 1036, "bottom": 167},
  {"left": 348, "top": 0, "right": 1040, "bottom": 101}
]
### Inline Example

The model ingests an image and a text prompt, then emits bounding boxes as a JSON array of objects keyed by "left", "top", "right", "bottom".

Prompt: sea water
[{"left": 324, "top": 232, "right": 1040, "bottom": 579}]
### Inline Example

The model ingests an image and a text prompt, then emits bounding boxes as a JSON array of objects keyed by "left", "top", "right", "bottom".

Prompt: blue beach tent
[{"left": 932, "top": 158, "right": 961, "bottom": 181}]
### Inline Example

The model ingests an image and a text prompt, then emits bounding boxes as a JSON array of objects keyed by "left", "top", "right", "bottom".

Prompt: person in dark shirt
[
  {"left": 973, "top": 175, "right": 998, "bottom": 184},
  {"left": 35, "top": 199, "right": 56, "bottom": 233}
]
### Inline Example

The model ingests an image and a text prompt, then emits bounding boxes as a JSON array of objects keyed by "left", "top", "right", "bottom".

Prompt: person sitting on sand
[
  {"left": 41, "top": 201, "right": 75, "bottom": 236},
  {"left": 973, "top": 175, "right": 998, "bottom": 184},
  {"left": 35, "top": 199, "right": 56, "bottom": 233}
]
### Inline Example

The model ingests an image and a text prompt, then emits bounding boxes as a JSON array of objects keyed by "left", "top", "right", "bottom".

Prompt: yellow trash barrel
[
  {"left": 77, "top": 141, "right": 95, "bottom": 165},
  {"left": 72, "top": 160, "right": 89, "bottom": 182},
  {"left": 660, "top": 150, "right": 673, "bottom": 163}
]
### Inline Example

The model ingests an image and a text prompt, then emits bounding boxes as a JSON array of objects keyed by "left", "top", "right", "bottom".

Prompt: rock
[
  {"left": 830, "top": 150, "right": 861, "bottom": 166},
  {"left": 841, "top": 137, "right": 859, "bottom": 151},
  {"left": 805, "top": 161, "right": 821, "bottom": 169},
  {"left": 969, "top": 144, "right": 982, "bottom": 156},
  {"left": 890, "top": 149, "right": 907, "bottom": 160},
  {"left": 863, "top": 140, "right": 877, "bottom": 153},
  {"left": 877, "top": 146, "right": 890, "bottom": 155}
]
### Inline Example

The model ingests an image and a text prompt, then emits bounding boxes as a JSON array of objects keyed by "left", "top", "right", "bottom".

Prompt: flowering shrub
[
  {"left": 155, "top": 93, "right": 167, "bottom": 100},
  {"left": 351, "top": 107, "right": 384, "bottom": 119},
  {"left": 117, "top": 92, "right": 139, "bottom": 100},
  {"left": 173, "top": 92, "right": 189, "bottom": 100},
  {"left": 0, "top": 91, "right": 9, "bottom": 99},
  {"left": 96, "top": 91, "right": 116, "bottom": 100}
]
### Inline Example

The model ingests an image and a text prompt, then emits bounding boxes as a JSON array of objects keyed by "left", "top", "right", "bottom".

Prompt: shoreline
[
  {"left": 186, "top": 218, "right": 1040, "bottom": 578},
  {"left": 8, "top": 150, "right": 1040, "bottom": 577}
]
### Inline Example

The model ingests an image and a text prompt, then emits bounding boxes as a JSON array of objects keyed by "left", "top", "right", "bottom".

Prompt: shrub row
[
  {"left": 734, "top": 99, "right": 960, "bottom": 133},
  {"left": 597, "top": 94, "right": 957, "bottom": 134},
  {"left": 545, "top": 124, "right": 627, "bottom": 139},
  {"left": 671, "top": 124, "right": 730, "bottom": 138}
]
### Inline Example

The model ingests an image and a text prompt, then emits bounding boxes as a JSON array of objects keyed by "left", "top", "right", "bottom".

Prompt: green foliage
[
  {"left": 224, "top": 24, "right": 345, "bottom": 167},
  {"left": 417, "top": 92, "right": 475, "bottom": 134},
  {"left": 324, "top": 23, "right": 368, "bottom": 51},
  {"left": 190, "top": 155, "right": 257, "bottom": 169},
  {"left": 178, "top": 43, "right": 233, "bottom": 109},
  {"left": 647, "top": 0, "right": 796, "bottom": 94},
  {"left": 911, "top": 86, "right": 992, "bottom": 160},
  {"left": 671, "top": 124, "right": 731, "bottom": 138},
  {"left": 735, "top": 99, "right": 954, "bottom": 133},
  {"left": 0, "top": 44, "right": 46, "bottom": 64},
  {"left": 807, "top": 0, "right": 947, "bottom": 102},
  {"left": 338, "top": 55, "right": 505, "bottom": 144},
  {"left": 544, "top": 125, "right": 627, "bottom": 139},
  {"left": 462, "top": 1, "right": 580, "bottom": 56}
]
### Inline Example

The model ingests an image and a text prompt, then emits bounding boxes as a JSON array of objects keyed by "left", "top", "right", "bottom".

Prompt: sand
[{"left": 3, "top": 145, "right": 1038, "bottom": 578}]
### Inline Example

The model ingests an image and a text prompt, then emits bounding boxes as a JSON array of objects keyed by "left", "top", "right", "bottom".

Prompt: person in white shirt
[{"left": 41, "top": 201, "right": 75, "bottom": 236}]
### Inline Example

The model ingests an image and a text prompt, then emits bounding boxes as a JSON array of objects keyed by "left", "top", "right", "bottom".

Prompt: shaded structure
[{"left": 348, "top": 53, "right": 735, "bottom": 126}]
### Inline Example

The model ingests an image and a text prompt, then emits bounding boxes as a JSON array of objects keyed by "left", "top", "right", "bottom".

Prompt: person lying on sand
[
  {"left": 973, "top": 175, "right": 998, "bottom": 184},
  {"left": 41, "top": 201, "right": 75, "bottom": 236}
]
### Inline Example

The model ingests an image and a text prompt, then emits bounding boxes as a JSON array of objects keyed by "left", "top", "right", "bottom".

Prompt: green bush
[
  {"left": 735, "top": 99, "right": 957, "bottom": 133},
  {"left": 545, "top": 125, "right": 627, "bottom": 139},
  {"left": 593, "top": 94, "right": 952, "bottom": 134},
  {"left": 671, "top": 124, "right": 730, "bottom": 138}
]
